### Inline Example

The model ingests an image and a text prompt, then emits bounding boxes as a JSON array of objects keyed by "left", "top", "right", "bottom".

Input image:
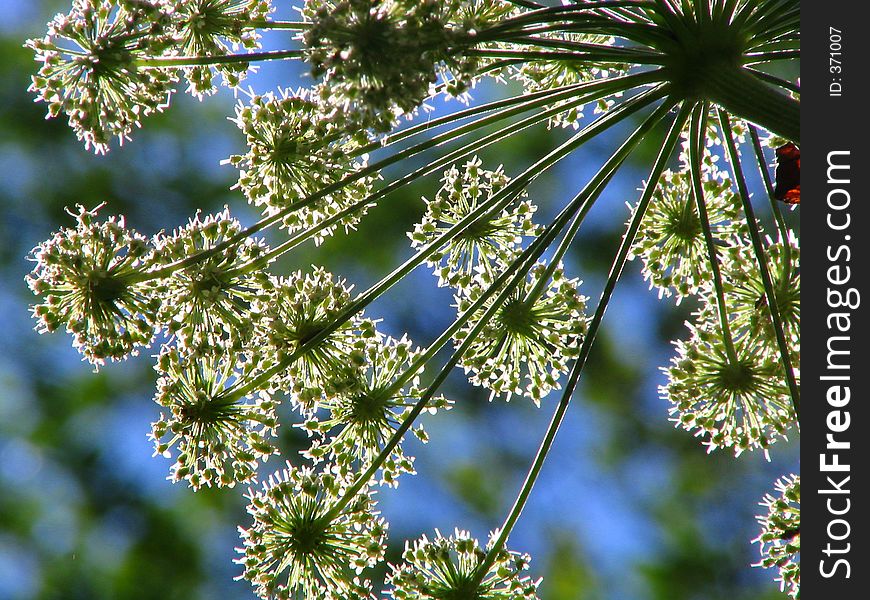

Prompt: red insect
[{"left": 774, "top": 143, "right": 800, "bottom": 205}]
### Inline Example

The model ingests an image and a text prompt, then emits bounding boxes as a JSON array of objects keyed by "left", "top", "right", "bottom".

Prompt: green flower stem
[
  {"left": 326, "top": 90, "right": 675, "bottom": 521},
  {"left": 718, "top": 110, "right": 800, "bottom": 418},
  {"left": 221, "top": 86, "right": 669, "bottom": 404},
  {"left": 228, "top": 74, "right": 664, "bottom": 284},
  {"left": 463, "top": 47, "right": 667, "bottom": 65},
  {"left": 473, "top": 99, "right": 692, "bottom": 584},
  {"left": 688, "top": 102, "right": 738, "bottom": 363},
  {"left": 703, "top": 65, "right": 799, "bottom": 143},
  {"left": 139, "top": 71, "right": 662, "bottom": 285},
  {"left": 744, "top": 49, "right": 801, "bottom": 63},
  {"left": 504, "top": 0, "right": 544, "bottom": 9},
  {"left": 483, "top": 5, "right": 667, "bottom": 47},
  {"left": 748, "top": 126, "right": 792, "bottom": 247},
  {"left": 488, "top": 34, "right": 667, "bottom": 63},
  {"left": 745, "top": 68, "right": 800, "bottom": 95},
  {"left": 741, "top": 1, "right": 799, "bottom": 40},
  {"left": 354, "top": 70, "right": 661, "bottom": 158},
  {"left": 250, "top": 20, "right": 311, "bottom": 30},
  {"left": 135, "top": 49, "right": 304, "bottom": 68},
  {"left": 224, "top": 72, "right": 659, "bottom": 279}
]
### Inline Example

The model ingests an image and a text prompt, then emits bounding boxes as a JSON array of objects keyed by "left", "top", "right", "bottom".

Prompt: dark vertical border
[{"left": 803, "top": 1, "right": 868, "bottom": 597}]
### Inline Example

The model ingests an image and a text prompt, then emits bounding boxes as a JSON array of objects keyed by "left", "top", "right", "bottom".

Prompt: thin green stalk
[
  {"left": 357, "top": 70, "right": 662, "bottom": 157},
  {"left": 135, "top": 48, "right": 304, "bottom": 68},
  {"left": 142, "top": 70, "right": 663, "bottom": 284},
  {"left": 688, "top": 102, "right": 738, "bottom": 363},
  {"left": 748, "top": 126, "right": 792, "bottom": 242},
  {"left": 473, "top": 98, "right": 692, "bottom": 584},
  {"left": 718, "top": 110, "right": 800, "bottom": 417},
  {"left": 745, "top": 68, "right": 800, "bottom": 95},
  {"left": 221, "top": 86, "right": 669, "bottom": 404},
  {"left": 744, "top": 49, "right": 800, "bottom": 63},
  {"left": 251, "top": 20, "right": 311, "bottom": 30},
  {"left": 326, "top": 91, "right": 677, "bottom": 521},
  {"left": 504, "top": 0, "right": 544, "bottom": 9},
  {"left": 225, "top": 73, "right": 662, "bottom": 278},
  {"left": 463, "top": 47, "right": 668, "bottom": 65}
]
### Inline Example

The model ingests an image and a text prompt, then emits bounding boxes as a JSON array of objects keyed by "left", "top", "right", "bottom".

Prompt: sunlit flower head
[
  {"left": 26, "top": 204, "right": 159, "bottom": 366},
  {"left": 455, "top": 262, "right": 587, "bottom": 405},
  {"left": 629, "top": 153, "right": 746, "bottom": 300},
  {"left": 662, "top": 319, "right": 795, "bottom": 456},
  {"left": 301, "top": 0, "right": 461, "bottom": 131},
  {"left": 150, "top": 345, "right": 278, "bottom": 489},
  {"left": 226, "top": 88, "right": 375, "bottom": 243},
  {"left": 717, "top": 232, "right": 800, "bottom": 367},
  {"left": 409, "top": 157, "right": 538, "bottom": 290},
  {"left": 151, "top": 208, "right": 271, "bottom": 353},
  {"left": 753, "top": 474, "right": 800, "bottom": 599},
  {"left": 236, "top": 464, "right": 387, "bottom": 599},
  {"left": 26, "top": 0, "right": 178, "bottom": 153},
  {"left": 170, "top": 0, "right": 274, "bottom": 95},
  {"left": 514, "top": 32, "right": 625, "bottom": 128},
  {"left": 387, "top": 528, "right": 540, "bottom": 600},
  {"left": 303, "top": 335, "right": 452, "bottom": 486},
  {"left": 252, "top": 268, "right": 376, "bottom": 410}
]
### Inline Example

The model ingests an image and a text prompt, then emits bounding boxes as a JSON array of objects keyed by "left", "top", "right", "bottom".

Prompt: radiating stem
[
  {"left": 135, "top": 49, "right": 304, "bottom": 68},
  {"left": 688, "top": 102, "right": 738, "bottom": 363},
  {"left": 472, "top": 99, "right": 691, "bottom": 584},
  {"left": 221, "top": 87, "right": 669, "bottom": 404},
  {"left": 327, "top": 90, "right": 678, "bottom": 522},
  {"left": 717, "top": 110, "right": 800, "bottom": 417}
]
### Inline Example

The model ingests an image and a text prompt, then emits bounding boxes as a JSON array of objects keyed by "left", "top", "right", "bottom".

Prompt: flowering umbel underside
[{"left": 25, "top": 0, "right": 800, "bottom": 598}]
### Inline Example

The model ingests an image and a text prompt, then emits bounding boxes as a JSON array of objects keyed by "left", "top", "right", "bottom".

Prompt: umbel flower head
[
  {"left": 301, "top": 0, "right": 455, "bottom": 131},
  {"left": 629, "top": 149, "right": 746, "bottom": 300},
  {"left": 662, "top": 319, "right": 795, "bottom": 456},
  {"left": 236, "top": 464, "right": 388, "bottom": 599},
  {"left": 150, "top": 345, "right": 278, "bottom": 489},
  {"left": 514, "top": 31, "right": 625, "bottom": 129},
  {"left": 26, "top": 0, "right": 178, "bottom": 153},
  {"left": 26, "top": 204, "right": 159, "bottom": 366},
  {"left": 717, "top": 232, "right": 800, "bottom": 367},
  {"left": 302, "top": 0, "right": 508, "bottom": 131},
  {"left": 753, "top": 474, "right": 800, "bottom": 599},
  {"left": 455, "top": 262, "right": 587, "bottom": 405},
  {"left": 151, "top": 208, "right": 272, "bottom": 353},
  {"left": 252, "top": 268, "right": 376, "bottom": 409},
  {"left": 226, "top": 88, "right": 375, "bottom": 243},
  {"left": 409, "top": 157, "right": 539, "bottom": 290},
  {"left": 387, "top": 528, "right": 540, "bottom": 600},
  {"left": 302, "top": 335, "right": 452, "bottom": 487},
  {"left": 169, "top": 0, "right": 273, "bottom": 95}
]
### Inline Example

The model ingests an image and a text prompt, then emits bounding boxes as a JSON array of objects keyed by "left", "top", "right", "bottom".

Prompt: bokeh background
[{"left": 0, "top": 1, "right": 799, "bottom": 599}]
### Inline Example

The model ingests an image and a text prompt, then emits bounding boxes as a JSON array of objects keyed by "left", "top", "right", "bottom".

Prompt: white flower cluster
[
  {"left": 387, "top": 528, "right": 540, "bottom": 600},
  {"left": 753, "top": 474, "right": 800, "bottom": 598}
]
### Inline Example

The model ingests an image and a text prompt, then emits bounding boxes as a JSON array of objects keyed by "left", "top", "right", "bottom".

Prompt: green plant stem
[
  {"left": 463, "top": 47, "right": 667, "bottom": 65},
  {"left": 703, "top": 65, "right": 799, "bottom": 142},
  {"left": 688, "top": 102, "right": 738, "bottom": 363},
  {"left": 744, "top": 49, "right": 800, "bottom": 63},
  {"left": 141, "top": 70, "right": 662, "bottom": 285},
  {"left": 251, "top": 20, "right": 310, "bottom": 30},
  {"left": 745, "top": 68, "right": 800, "bottom": 95},
  {"left": 748, "top": 126, "right": 792, "bottom": 246},
  {"left": 135, "top": 48, "right": 304, "bottom": 68},
  {"left": 326, "top": 88, "right": 676, "bottom": 522},
  {"left": 472, "top": 98, "right": 691, "bottom": 584},
  {"left": 718, "top": 110, "right": 800, "bottom": 417},
  {"left": 221, "top": 86, "right": 668, "bottom": 405}
]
